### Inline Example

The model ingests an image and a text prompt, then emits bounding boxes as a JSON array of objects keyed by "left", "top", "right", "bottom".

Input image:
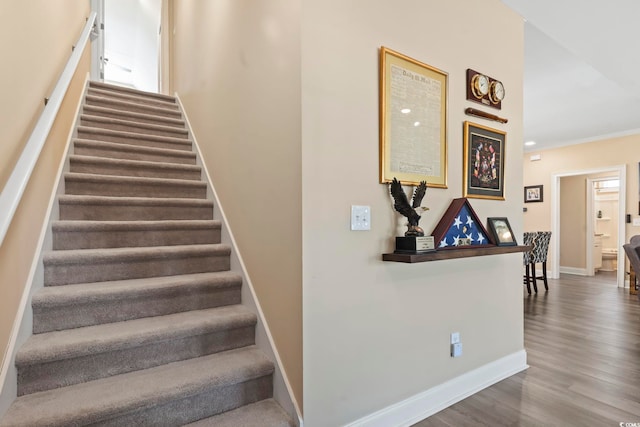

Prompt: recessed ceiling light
[
  {"left": 401, "top": 108, "right": 411, "bottom": 114},
  {"left": 524, "top": 141, "right": 536, "bottom": 146}
]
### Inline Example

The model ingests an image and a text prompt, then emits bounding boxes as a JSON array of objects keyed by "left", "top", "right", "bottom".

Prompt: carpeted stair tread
[
  {"left": 17, "top": 305, "right": 256, "bottom": 366},
  {"left": 87, "top": 87, "right": 180, "bottom": 110},
  {"left": 89, "top": 81, "right": 177, "bottom": 103},
  {"left": 80, "top": 114, "right": 189, "bottom": 139},
  {"left": 64, "top": 172, "right": 208, "bottom": 199},
  {"left": 73, "top": 138, "right": 197, "bottom": 164},
  {"left": 43, "top": 244, "right": 231, "bottom": 286},
  {"left": 83, "top": 103, "right": 186, "bottom": 127},
  {"left": 43, "top": 244, "right": 230, "bottom": 264},
  {"left": 85, "top": 93, "right": 183, "bottom": 118},
  {"left": 185, "top": 399, "right": 294, "bottom": 427},
  {"left": 69, "top": 155, "right": 202, "bottom": 180},
  {"left": 32, "top": 271, "right": 243, "bottom": 332},
  {"left": 58, "top": 195, "right": 214, "bottom": 221},
  {"left": 52, "top": 219, "right": 221, "bottom": 249},
  {"left": 1, "top": 347, "right": 273, "bottom": 427},
  {"left": 33, "top": 271, "right": 241, "bottom": 309},
  {"left": 77, "top": 126, "right": 193, "bottom": 151}
]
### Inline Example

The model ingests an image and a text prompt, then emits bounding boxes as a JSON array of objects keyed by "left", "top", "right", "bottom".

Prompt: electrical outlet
[
  {"left": 451, "top": 343, "right": 463, "bottom": 357},
  {"left": 450, "top": 332, "right": 460, "bottom": 344}
]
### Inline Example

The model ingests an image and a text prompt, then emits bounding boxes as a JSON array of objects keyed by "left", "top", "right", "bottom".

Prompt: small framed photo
[
  {"left": 524, "top": 185, "right": 543, "bottom": 203},
  {"left": 487, "top": 217, "right": 517, "bottom": 246}
]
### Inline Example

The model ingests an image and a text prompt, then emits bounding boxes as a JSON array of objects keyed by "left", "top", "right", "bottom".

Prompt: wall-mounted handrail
[{"left": 0, "top": 12, "right": 97, "bottom": 247}]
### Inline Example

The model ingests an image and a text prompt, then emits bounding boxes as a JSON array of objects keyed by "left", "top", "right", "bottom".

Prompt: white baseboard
[
  {"left": 559, "top": 266, "right": 588, "bottom": 276},
  {"left": 344, "top": 350, "right": 528, "bottom": 427}
]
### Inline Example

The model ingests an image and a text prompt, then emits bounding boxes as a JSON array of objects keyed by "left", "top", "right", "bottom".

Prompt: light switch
[
  {"left": 633, "top": 218, "right": 640, "bottom": 227},
  {"left": 351, "top": 205, "right": 371, "bottom": 231}
]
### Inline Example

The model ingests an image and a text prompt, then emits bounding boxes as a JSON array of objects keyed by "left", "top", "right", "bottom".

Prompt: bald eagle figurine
[{"left": 390, "top": 177, "right": 428, "bottom": 237}]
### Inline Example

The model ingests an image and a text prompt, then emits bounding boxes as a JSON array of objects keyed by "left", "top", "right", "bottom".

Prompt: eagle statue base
[{"left": 395, "top": 235, "right": 436, "bottom": 254}]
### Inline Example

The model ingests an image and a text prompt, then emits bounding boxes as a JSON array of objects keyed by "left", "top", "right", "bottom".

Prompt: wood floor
[{"left": 414, "top": 272, "right": 640, "bottom": 426}]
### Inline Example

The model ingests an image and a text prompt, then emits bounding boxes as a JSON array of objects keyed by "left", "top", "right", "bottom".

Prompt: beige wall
[
  {"left": 0, "top": 2, "right": 90, "bottom": 370},
  {"left": 560, "top": 175, "right": 586, "bottom": 269},
  {"left": 170, "top": 0, "right": 303, "bottom": 409},
  {"left": 523, "top": 134, "right": 640, "bottom": 273},
  {"left": 301, "top": 0, "right": 524, "bottom": 425}
]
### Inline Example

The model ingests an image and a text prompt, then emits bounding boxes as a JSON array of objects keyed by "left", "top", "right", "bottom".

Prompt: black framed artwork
[{"left": 524, "top": 185, "right": 543, "bottom": 203}]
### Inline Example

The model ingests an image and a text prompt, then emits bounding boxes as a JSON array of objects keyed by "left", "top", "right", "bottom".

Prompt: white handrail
[{"left": 0, "top": 12, "right": 97, "bottom": 247}]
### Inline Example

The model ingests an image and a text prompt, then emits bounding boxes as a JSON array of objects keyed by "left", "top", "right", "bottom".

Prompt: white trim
[
  {"left": 344, "top": 350, "right": 528, "bottom": 427},
  {"left": 551, "top": 165, "right": 626, "bottom": 287},
  {"left": 0, "top": 75, "right": 90, "bottom": 418},
  {"left": 586, "top": 177, "right": 595, "bottom": 276},
  {"left": 0, "top": 13, "right": 96, "bottom": 248},
  {"left": 175, "top": 95, "right": 302, "bottom": 426},
  {"left": 559, "top": 266, "right": 588, "bottom": 276}
]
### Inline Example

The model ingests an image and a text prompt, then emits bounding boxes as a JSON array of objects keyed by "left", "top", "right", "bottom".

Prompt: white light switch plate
[
  {"left": 351, "top": 205, "right": 371, "bottom": 231},
  {"left": 634, "top": 218, "right": 640, "bottom": 227}
]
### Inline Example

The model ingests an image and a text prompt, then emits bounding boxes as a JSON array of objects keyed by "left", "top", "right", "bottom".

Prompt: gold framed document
[{"left": 379, "top": 47, "right": 448, "bottom": 188}]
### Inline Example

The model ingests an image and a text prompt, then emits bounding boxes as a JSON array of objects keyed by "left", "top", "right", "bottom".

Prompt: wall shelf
[{"left": 382, "top": 245, "right": 530, "bottom": 263}]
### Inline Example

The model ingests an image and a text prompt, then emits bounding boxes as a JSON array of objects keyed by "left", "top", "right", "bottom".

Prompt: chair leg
[
  {"left": 531, "top": 263, "right": 538, "bottom": 293},
  {"left": 542, "top": 261, "right": 549, "bottom": 290},
  {"left": 525, "top": 264, "right": 531, "bottom": 294}
]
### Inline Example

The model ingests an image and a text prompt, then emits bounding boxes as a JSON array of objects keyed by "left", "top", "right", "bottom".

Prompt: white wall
[{"left": 301, "top": 0, "right": 525, "bottom": 425}]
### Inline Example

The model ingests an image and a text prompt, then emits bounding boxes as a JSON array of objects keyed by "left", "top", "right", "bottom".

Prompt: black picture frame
[
  {"left": 524, "top": 184, "right": 543, "bottom": 203},
  {"left": 463, "top": 121, "right": 506, "bottom": 200},
  {"left": 487, "top": 217, "right": 517, "bottom": 246}
]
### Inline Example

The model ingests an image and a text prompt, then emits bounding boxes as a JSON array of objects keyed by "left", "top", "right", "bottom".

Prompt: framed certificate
[{"left": 379, "top": 47, "right": 448, "bottom": 188}]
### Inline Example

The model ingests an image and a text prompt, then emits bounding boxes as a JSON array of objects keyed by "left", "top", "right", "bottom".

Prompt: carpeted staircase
[{"left": 0, "top": 81, "right": 294, "bottom": 426}]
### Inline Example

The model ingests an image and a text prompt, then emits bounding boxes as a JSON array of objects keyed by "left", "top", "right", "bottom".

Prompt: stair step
[
  {"left": 32, "top": 271, "right": 242, "bottom": 333},
  {"left": 73, "top": 138, "right": 197, "bottom": 165},
  {"left": 89, "top": 81, "right": 176, "bottom": 104},
  {"left": 17, "top": 305, "right": 257, "bottom": 395},
  {"left": 43, "top": 244, "right": 231, "bottom": 286},
  {"left": 52, "top": 219, "right": 221, "bottom": 250},
  {"left": 1, "top": 347, "right": 273, "bottom": 426},
  {"left": 83, "top": 103, "right": 186, "bottom": 127},
  {"left": 58, "top": 195, "right": 213, "bottom": 221},
  {"left": 185, "top": 399, "right": 294, "bottom": 427},
  {"left": 77, "top": 126, "right": 193, "bottom": 151},
  {"left": 80, "top": 114, "right": 189, "bottom": 139},
  {"left": 69, "top": 155, "right": 202, "bottom": 180},
  {"left": 85, "top": 94, "right": 183, "bottom": 119},
  {"left": 87, "top": 87, "right": 179, "bottom": 110},
  {"left": 64, "top": 172, "right": 208, "bottom": 199}
]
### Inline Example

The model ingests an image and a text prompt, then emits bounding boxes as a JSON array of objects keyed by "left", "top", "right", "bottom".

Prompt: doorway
[
  {"left": 90, "top": 0, "right": 162, "bottom": 93},
  {"left": 551, "top": 165, "right": 627, "bottom": 287}
]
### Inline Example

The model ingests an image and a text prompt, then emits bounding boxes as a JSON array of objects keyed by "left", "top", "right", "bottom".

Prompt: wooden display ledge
[{"left": 382, "top": 245, "right": 530, "bottom": 263}]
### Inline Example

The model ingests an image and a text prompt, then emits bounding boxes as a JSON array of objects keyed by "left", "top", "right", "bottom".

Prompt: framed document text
[
  {"left": 379, "top": 47, "right": 448, "bottom": 187},
  {"left": 463, "top": 121, "right": 506, "bottom": 200}
]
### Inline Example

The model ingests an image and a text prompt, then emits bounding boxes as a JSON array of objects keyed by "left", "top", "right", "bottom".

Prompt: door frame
[
  {"left": 90, "top": 0, "right": 105, "bottom": 82},
  {"left": 89, "top": 0, "right": 170, "bottom": 93},
  {"left": 551, "top": 165, "right": 626, "bottom": 287}
]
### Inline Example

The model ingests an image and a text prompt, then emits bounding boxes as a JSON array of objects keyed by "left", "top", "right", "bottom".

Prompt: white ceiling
[{"left": 501, "top": 0, "right": 640, "bottom": 152}]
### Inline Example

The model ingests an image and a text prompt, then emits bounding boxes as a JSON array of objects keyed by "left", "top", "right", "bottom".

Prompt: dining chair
[
  {"left": 530, "top": 231, "right": 552, "bottom": 291},
  {"left": 522, "top": 232, "right": 537, "bottom": 294}
]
